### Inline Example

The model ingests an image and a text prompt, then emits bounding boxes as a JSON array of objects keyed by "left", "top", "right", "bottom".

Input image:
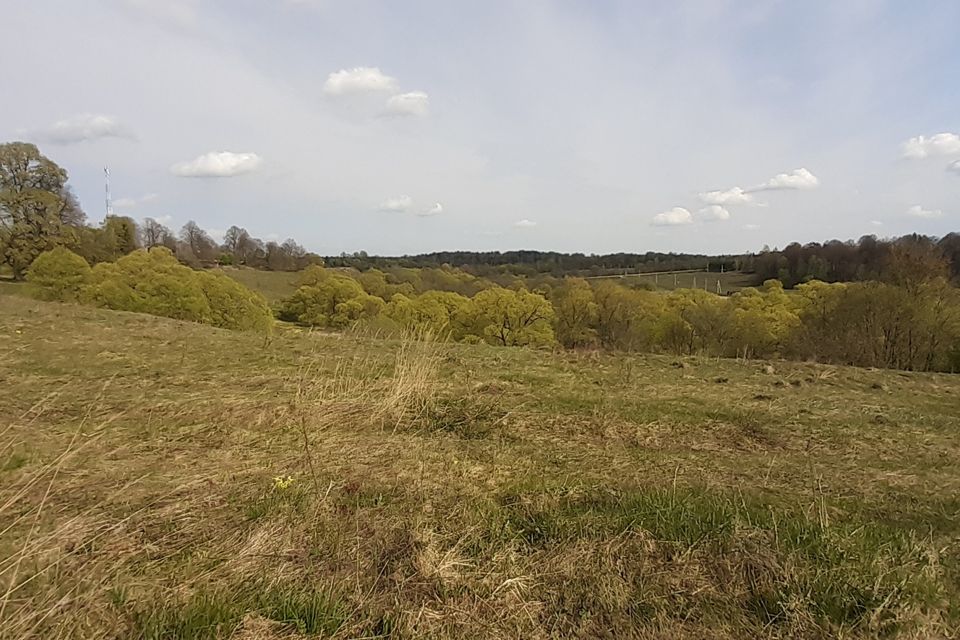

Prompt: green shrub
[
  {"left": 279, "top": 266, "right": 384, "bottom": 327},
  {"left": 78, "top": 247, "right": 271, "bottom": 332},
  {"left": 26, "top": 247, "right": 91, "bottom": 301},
  {"left": 83, "top": 247, "right": 212, "bottom": 323},
  {"left": 196, "top": 270, "right": 273, "bottom": 332}
]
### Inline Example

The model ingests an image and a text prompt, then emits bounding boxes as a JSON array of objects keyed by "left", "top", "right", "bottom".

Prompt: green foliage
[
  {"left": 551, "top": 278, "right": 599, "bottom": 347},
  {"left": 62, "top": 247, "right": 272, "bottom": 332},
  {"left": 384, "top": 290, "right": 472, "bottom": 338},
  {"left": 279, "top": 266, "right": 385, "bottom": 328},
  {"left": 83, "top": 248, "right": 213, "bottom": 323},
  {"left": 25, "top": 247, "right": 91, "bottom": 301},
  {"left": 195, "top": 270, "right": 273, "bottom": 332},
  {"left": 0, "top": 143, "right": 71, "bottom": 279},
  {"left": 465, "top": 287, "right": 556, "bottom": 347}
]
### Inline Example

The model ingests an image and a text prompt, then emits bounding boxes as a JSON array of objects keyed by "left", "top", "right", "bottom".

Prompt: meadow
[{"left": 2, "top": 292, "right": 958, "bottom": 639}]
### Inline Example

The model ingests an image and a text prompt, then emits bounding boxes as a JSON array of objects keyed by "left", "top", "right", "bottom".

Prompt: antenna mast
[{"left": 104, "top": 167, "right": 113, "bottom": 218}]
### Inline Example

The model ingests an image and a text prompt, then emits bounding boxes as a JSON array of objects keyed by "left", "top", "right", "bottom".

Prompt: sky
[{"left": 1, "top": 0, "right": 958, "bottom": 256}]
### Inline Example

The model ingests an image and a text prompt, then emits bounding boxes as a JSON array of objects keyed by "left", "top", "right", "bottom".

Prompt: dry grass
[{"left": 1, "top": 294, "right": 958, "bottom": 639}]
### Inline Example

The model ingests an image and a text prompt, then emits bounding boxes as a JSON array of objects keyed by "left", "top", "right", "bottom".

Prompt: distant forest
[{"left": 326, "top": 233, "right": 960, "bottom": 286}]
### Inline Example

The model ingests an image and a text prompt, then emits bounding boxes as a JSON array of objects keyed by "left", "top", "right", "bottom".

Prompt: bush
[
  {"left": 26, "top": 247, "right": 91, "bottom": 301},
  {"left": 78, "top": 247, "right": 271, "bottom": 332},
  {"left": 279, "top": 266, "right": 384, "bottom": 328},
  {"left": 196, "top": 271, "right": 273, "bottom": 332},
  {"left": 83, "top": 247, "right": 213, "bottom": 323}
]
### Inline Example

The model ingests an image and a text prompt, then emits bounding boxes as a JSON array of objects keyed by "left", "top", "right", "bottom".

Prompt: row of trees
[
  {"left": 18, "top": 239, "right": 960, "bottom": 371},
  {"left": 275, "top": 264, "right": 960, "bottom": 372},
  {"left": 0, "top": 142, "right": 321, "bottom": 279},
  {"left": 142, "top": 217, "right": 321, "bottom": 271},
  {"left": 752, "top": 234, "right": 960, "bottom": 286}
]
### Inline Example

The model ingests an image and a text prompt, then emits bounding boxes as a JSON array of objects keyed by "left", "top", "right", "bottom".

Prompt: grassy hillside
[
  {"left": 218, "top": 266, "right": 300, "bottom": 302},
  {"left": 2, "top": 294, "right": 958, "bottom": 638},
  {"left": 587, "top": 269, "right": 759, "bottom": 293}
]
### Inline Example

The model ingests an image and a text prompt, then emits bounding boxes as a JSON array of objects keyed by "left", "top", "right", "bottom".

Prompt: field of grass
[
  {"left": 588, "top": 270, "right": 760, "bottom": 294},
  {"left": 2, "top": 293, "right": 959, "bottom": 638},
  {"left": 218, "top": 267, "right": 300, "bottom": 302}
]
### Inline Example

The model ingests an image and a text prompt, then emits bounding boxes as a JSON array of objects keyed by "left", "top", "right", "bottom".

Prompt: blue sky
[{"left": 1, "top": 0, "right": 958, "bottom": 255}]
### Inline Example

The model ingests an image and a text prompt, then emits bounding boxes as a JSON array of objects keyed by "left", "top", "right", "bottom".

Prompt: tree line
[
  {"left": 271, "top": 262, "right": 960, "bottom": 372},
  {"left": 0, "top": 142, "right": 321, "bottom": 280}
]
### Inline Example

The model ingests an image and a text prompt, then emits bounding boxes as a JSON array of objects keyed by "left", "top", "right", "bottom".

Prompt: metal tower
[{"left": 104, "top": 167, "right": 113, "bottom": 218}]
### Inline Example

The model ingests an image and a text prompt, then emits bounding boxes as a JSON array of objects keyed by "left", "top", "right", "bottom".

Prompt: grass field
[
  {"left": 2, "top": 294, "right": 959, "bottom": 638},
  {"left": 587, "top": 270, "right": 760, "bottom": 294},
  {"left": 218, "top": 267, "right": 300, "bottom": 302}
]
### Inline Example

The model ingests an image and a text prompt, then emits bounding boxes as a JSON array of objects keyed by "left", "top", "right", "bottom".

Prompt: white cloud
[
  {"left": 170, "top": 151, "right": 262, "bottom": 178},
  {"left": 207, "top": 228, "right": 226, "bottom": 243},
  {"left": 948, "top": 160, "right": 960, "bottom": 175},
  {"left": 514, "top": 219, "right": 537, "bottom": 228},
  {"left": 154, "top": 214, "right": 173, "bottom": 225},
  {"left": 418, "top": 202, "right": 444, "bottom": 217},
  {"left": 378, "top": 195, "right": 413, "bottom": 212},
  {"left": 651, "top": 207, "right": 693, "bottom": 226},
  {"left": 902, "top": 132, "right": 960, "bottom": 159},
  {"left": 752, "top": 167, "right": 819, "bottom": 191},
  {"left": 699, "top": 187, "right": 753, "bottom": 205},
  {"left": 870, "top": 220, "right": 884, "bottom": 226},
  {"left": 33, "top": 114, "right": 133, "bottom": 144},
  {"left": 906, "top": 205, "right": 943, "bottom": 219},
  {"left": 113, "top": 193, "right": 158, "bottom": 208},
  {"left": 323, "top": 67, "right": 398, "bottom": 95},
  {"left": 383, "top": 91, "right": 430, "bottom": 117},
  {"left": 698, "top": 205, "right": 731, "bottom": 221},
  {"left": 743, "top": 224, "right": 760, "bottom": 231}
]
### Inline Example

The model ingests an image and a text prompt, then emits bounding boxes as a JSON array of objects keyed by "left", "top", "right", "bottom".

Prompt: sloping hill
[{"left": 1, "top": 294, "right": 958, "bottom": 638}]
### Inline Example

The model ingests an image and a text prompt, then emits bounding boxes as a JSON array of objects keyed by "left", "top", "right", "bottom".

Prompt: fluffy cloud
[
  {"left": 906, "top": 205, "right": 943, "bottom": 219},
  {"left": 323, "top": 67, "right": 398, "bottom": 95},
  {"left": 383, "top": 91, "right": 430, "bottom": 117},
  {"left": 752, "top": 167, "right": 819, "bottom": 191},
  {"left": 651, "top": 207, "right": 692, "bottom": 226},
  {"left": 870, "top": 220, "right": 884, "bottom": 226},
  {"left": 698, "top": 205, "right": 730, "bottom": 221},
  {"left": 902, "top": 133, "right": 960, "bottom": 159},
  {"left": 948, "top": 160, "right": 960, "bottom": 175},
  {"left": 418, "top": 202, "right": 444, "bottom": 217},
  {"left": 113, "top": 193, "right": 158, "bottom": 208},
  {"left": 378, "top": 195, "right": 413, "bottom": 212},
  {"left": 514, "top": 219, "right": 537, "bottom": 228},
  {"left": 32, "top": 114, "right": 133, "bottom": 144},
  {"left": 170, "top": 152, "right": 262, "bottom": 178},
  {"left": 698, "top": 187, "right": 753, "bottom": 205}
]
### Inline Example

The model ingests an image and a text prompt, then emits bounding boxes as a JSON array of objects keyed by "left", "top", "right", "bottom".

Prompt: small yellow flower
[{"left": 272, "top": 475, "right": 294, "bottom": 491}]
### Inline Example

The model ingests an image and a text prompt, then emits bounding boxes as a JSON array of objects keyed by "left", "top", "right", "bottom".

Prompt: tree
[
  {"left": 101, "top": 215, "right": 139, "bottom": 258},
  {"left": 593, "top": 281, "right": 663, "bottom": 351},
  {"left": 466, "top": 287, "right": 556, "bottom": 347},
  {"left": 195, "top": 271, "right": 273, "bottom": 332},
  {"left": 551, "top": 278, "right": 599, "bottom": 348},
  {"left": 279, "top": 266, "right": 384, "bottom": 327},
  {"left": 140, "top": 217, "right": 175, "bottom": 249},
  {"left": 179, "top": 220, "right": 217, "bottom": 264},
  {"left": 25, "top": 247, "right": 91, "bottom": 301},
  {"left": 0, "top": 142, "right": 81, "bottom": 279}
]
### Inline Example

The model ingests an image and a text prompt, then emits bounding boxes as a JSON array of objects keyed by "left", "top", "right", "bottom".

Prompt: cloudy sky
[{"left": 2, "top": 1, "right": 958, "bottom": 255}]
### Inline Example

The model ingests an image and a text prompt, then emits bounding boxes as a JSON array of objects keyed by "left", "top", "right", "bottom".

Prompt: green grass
[
  {"left": 217, "top": 266, "right": 300, "bottom": 301},
  {"left": 590, "top": 269, "right": 760, "bottom": 293},
  {"left": 1, "top": 293, "right": 958, "bottom": 638}
]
